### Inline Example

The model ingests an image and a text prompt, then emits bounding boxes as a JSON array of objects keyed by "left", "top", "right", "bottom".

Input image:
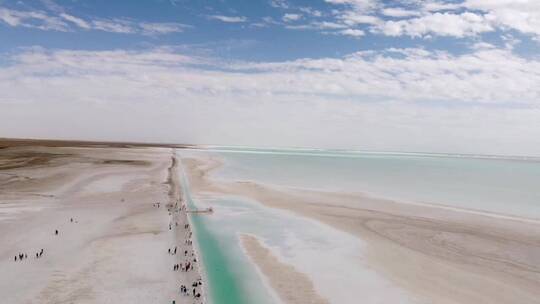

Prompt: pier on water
[{"left": 186, "top": 207, "right": 214, "bottom": 214}]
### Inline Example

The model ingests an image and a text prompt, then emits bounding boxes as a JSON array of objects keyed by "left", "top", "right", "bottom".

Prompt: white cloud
[
  {"left": 262, "top": 16, "right": 280, "bottom": 25},
  {"left": 339, "top": 28, "right": 365, "bottom": 37},
  {"left": 284, "top": 21, "right": 349, "bottom": 31},
  {"left": 314, "top": 21, "right": 348, "bottom": 29},
  {"left": 375, "top": 12, "right": 494, "bottom": 37},
  {"left": 208, "top": 15, "right": 247, "bottom": 23},
  {"left": 0, "top": 7, "right": 69, "bottom": 31},
  {"left": 60, "top": 13, "right": 91, "bottom": 29},
  {"left": 7, "top": 0, "right": 537, "bottom": 42},
  {"left": 5, "top": 46, "right": 539, "bottom": 107},
  {"left": 1, "top": 46, "right": 540, "bottom": 155},
  {"left": 324, "top": 0, "right": 378, "bottom": 11},
  {"left": 140, "top": 22, "right": 188, "bottom": 35},
  {"left": 323, "top": 0, "right": 380, "bottom": 30},
  {"left": 421, "top": 1, "right": 462, "bottom": 12},
  {"left": 339, "top": 12, "right": 380, "bottom": 25},
  {"left": 0, "top": 7, "right": 23, "bottom": 26},
  {"left": 381, "top": 8, "right": 421, "bottom": 18},
  {"left": 270, "top": 0, "right": 289, "bottom": 9},
  {"left": 317, "top": 0, "right": 540, "bottom": 40},
  {"left": 299, "top": 7, "right": 323, "bottom": 17},
  {"left": 471, "top": 41, "right": 496, "bottom": 50},
  {"left": 0, "top": 6, "right": 189, "bottom": 35},
  {"left": 501, "top": 34, "right": 522, "bottom": 50},
  {"left": 282, "top": 13, "right": 302, "bottom": 22},
  {"left": 39, "top": 0, "right": 65, "bottom": 13},
  {"left": 465, "top": 0, "right": 540, "bottom": 37},
  {"left": 91, "top": 19, "right": 135, "bottom": 33},
  {"left": 233, "top": 47, "right": 540, "bottom": 107}
]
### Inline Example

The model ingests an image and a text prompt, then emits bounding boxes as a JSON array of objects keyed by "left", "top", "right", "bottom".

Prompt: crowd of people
[
  {"left": 13, "top": 217, "right": 78, "bottom": 263},
  {"left": 165, "top": 199, "right": 205, "bottom": 304},
  {"left": 10, "top": 191, "right": 204, "bottom": 303},
  {"left": 14, "top": 252, "right": 28, "bottom": 261},
  {"left": 179, "top": 281, "right": 203, "bottom": 299}
]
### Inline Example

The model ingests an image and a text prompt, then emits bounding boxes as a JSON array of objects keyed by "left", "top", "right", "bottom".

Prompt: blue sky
[
  {"left": 1, "top": 0, "right": 540, "bottom": 155},
  {"left": 1, "top": 0, "right": 538, "bottom": 60}
]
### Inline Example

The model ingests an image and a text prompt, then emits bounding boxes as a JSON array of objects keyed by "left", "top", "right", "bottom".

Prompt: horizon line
[{"left": 2, "top": 136, "right": 539, "bottom": 160}]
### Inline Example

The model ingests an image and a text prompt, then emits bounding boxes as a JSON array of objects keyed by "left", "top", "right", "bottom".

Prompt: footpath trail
[{"left": 166, "top": 151, "right": 205, "bottom": 304}]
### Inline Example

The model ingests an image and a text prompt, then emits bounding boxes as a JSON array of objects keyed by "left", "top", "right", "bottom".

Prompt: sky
[{"left": 1, "top": 0, "right": 540, "bottom": 156}]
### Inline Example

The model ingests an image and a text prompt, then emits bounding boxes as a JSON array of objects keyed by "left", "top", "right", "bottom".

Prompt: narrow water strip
[{"left": 177, "top": 154, "right": 249, "bottom": 304}]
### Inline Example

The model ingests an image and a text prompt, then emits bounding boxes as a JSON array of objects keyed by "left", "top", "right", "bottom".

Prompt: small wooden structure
[{"left": 187, "top": 207, "right": 213, "bottom": 214}]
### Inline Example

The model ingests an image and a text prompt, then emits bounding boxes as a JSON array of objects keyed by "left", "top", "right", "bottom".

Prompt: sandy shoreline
[
  {"left": 240, "top": 234, "right": 329, "bottom": 304},
  {"left": 0, "top": 145, "right": 205, "bottom": 304},
  {"left": 183, "top": 154, "right": 540, "bottom": 304},
  {"left": 168, "top": 153, "right": 206, "bottom": 304}
]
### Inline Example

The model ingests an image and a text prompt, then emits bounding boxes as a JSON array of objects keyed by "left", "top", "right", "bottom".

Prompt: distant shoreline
[
  {"left": 183, "top": 146, "right": 540, "bottom": 163},
  {"left": 0, "top": 137, "right": 195, "bottom": 149},
  {"left": 2, "top": 137, "right": 539, "bottom": 161}
]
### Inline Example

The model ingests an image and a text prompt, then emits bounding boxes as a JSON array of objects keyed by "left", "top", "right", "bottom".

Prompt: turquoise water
[
  {"left": 178, "top": 148, "right": 540, "bottom": 304},
  {"left": 178, "top": 151, "right": 416, "bottom": 304},
  {"left": 178, "top": 157, "right": 274, "bottom": 304},
  {"left": 180, "top": 191, "right": 413, "bottom": 304},
  {"left": 209, "top": 149, "right": 540, "bottom": 219}
]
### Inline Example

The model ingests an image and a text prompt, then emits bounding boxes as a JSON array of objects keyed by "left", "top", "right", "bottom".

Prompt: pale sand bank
[
  {"left": 0, "top": 145, "right": 204, "bottom": 304},
  {"left": 240, "top": 234, "right": 329, "bottom": 304},
  {"left": 183, "top": 154, "right": 540, "bottom": 304}
]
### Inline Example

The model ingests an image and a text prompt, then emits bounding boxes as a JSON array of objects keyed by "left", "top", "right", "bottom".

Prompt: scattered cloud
[
  {"left": 299, "top": 7, "right": 322, "bottom": 17},
  {"left": 381, "top": 8, "right": 420, "bottom": 18},
  {"left": 501, "top": 34, "right": 522, "bottom": 50},
  {"left": 269, "top": 0, "right": 290, "bottom": 9},
  {"left": 421, "top": 1, "right": 462, "bottom": 12},
  {"left": 471, "top": 41, "right": 496, "bottom": 50},
  {"left": 262, "top": 16, "right": 280, "bottom": 25},
  {"left": 4, "top": 1, "right": 540, "bottom": 42},
  {"left": 4, "top": 46, "right": 540, "bottom": 109},
  {"left": 39, "top": 0, "right": 65, "bottom": 13},
  {"left": 0, "top": 6, "right": 189, "bottom": 35},
  {"left": 338, "top": 12, "right": 380, "bottom": 26},
  {"left": 374, "top": 12, "right": 494, "bottom": 38},
  {"left": 207, "top": 15, "right": 247, "bottom": 23},
  {"left": 2, "top": 46, "right": 539, "bottom": 154},
  {"left": 0, "top": 7, "right": 69, "bottom": 31},
  {"left": 140, "top": 22, "right": 189, "bottom": 35},
  {"left": 91, "top": 19, "right": 135, "bottom": 34},
  {"left": 339, "top": 28, "right": 364, "bottom": 37},
  {"left": 324, "top": 0, "right": 379, "bottom": 11},
  {"left": 465, "top": 0, "right": 540, "bottom": 38},
  {"left": 282, "top": 13, "right": 302, "bottom": 22},
  {"left": 319, "top": 0, "right": 540, "bottom": 40},
  {"left": 284, "top": 21, "right": 349, "bottom": 31},
  {"left": 314, "top": 21, "right": 348, "bottom": 29},
  {"left": 60, "top": 13, "right": 90, "bottom": 29},
  {"left": 2, "top": 1, "right": 540, "bottom": 153}
]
